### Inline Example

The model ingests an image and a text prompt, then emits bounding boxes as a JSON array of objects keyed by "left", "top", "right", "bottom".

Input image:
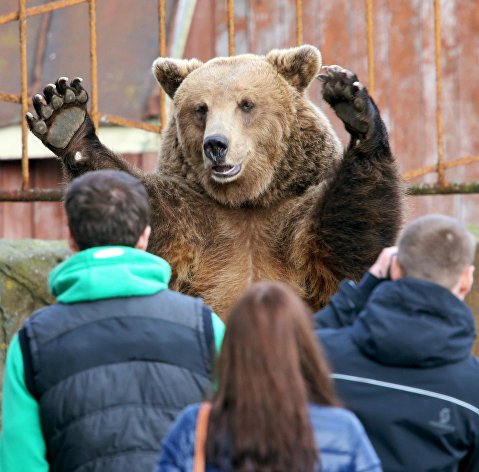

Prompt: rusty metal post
[
  {"left": 0, "top": 189, "right": 63, "bottom": 201},
  {"left": 296, "top": 0, "right": 303, "bottom": 46},
  {"left": 227, "top": 0, "right": 235, "bottom": 56},
  {"left": 0, "top": 0, "right": 86, "bottom": 26},
  {"left": 434, "top": 0, "right": 446, "bottom": 187},
  {"left": 19, "top": 0, "right": 29, "bottom": 189},
  {"left": 158, "top": 0, "right": 167, "bottom": 130},
  {"left": 365, "top": 0, "right": 375, "bottom": 96},
  {"left": 88, "top": 0, "right": 99, "bottom": 129}
]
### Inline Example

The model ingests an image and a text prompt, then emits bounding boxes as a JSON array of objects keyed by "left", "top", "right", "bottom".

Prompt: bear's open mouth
[{"left": 212, "top": 164, "right": 241, "bottom": 178}]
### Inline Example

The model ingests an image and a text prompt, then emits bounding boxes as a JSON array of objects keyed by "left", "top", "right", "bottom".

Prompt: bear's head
[{"left": 153, "top": 45, "right": 340, "bottom": 207}]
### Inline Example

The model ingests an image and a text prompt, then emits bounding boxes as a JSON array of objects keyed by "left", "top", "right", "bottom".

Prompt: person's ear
[
  {"left": 389, "top": 256, "right": 403, "bottom": 281},
  {"left": 135, "top": 225, "right": 151, "bottom": 251},
  {"left": 67, "top": 228, "right": 80, "bottom": 253},
  {"left": 453, "top": 265, "right": 474, "bottom": 300}
]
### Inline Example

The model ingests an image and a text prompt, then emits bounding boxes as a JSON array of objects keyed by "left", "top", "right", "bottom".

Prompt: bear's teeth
[
  {"left": 212, "top": 164, "right": 241, "bottom": 176},
  {"left": 213, "top": 165, "right": 232, "bottom": 173}
]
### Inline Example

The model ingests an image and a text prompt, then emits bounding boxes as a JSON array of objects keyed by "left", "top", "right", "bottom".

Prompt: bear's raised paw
[
  {"left": 26, "top": 77, "right": 88, "bottom": 151},
  {"left": 318, "top": 65, "right": 373, "bottom": 140}
]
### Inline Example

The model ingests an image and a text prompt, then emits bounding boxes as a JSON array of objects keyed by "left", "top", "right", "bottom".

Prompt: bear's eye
[
  {"left": 239, "top": 99, "right": 255, "bottom": 113},
  {"left": 195, "top": 104, "right": 208, "bottom": 117}
]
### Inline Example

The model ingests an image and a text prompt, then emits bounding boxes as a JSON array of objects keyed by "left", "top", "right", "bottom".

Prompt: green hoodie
[{"left": 0, "top": 246, "right": 225, "bottom": 472}]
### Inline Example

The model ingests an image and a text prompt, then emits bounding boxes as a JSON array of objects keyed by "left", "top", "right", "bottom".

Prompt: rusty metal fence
[{"left": 1, "top": 0, "right": 478, "bottom": 202}]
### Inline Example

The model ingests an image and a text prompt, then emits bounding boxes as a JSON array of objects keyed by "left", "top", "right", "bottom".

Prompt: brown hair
[
  {"left": 398, "top": 214, "right": 476, "bottom": 289},
  {"left": 65, "top": 170, "right": 150, "bottom": 250},
  {"left": 205, "top": 281, "right": 339, "bottom": 471}
]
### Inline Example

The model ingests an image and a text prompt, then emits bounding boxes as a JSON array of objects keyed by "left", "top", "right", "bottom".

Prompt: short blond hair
[{"left": 397, "top": 214, "right": 476, "bottom": 289}]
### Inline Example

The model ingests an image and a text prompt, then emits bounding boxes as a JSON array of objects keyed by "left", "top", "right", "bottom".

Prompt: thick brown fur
[{"left": 27, "top": 46, "right": 402, "bottom": 318}]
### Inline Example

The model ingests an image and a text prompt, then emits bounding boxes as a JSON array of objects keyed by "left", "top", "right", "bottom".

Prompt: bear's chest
[
  {"left": 170, "top": 208, "right": 293, "bottom": 317},
  {"left": 206, "top": 215, "right": 282, "bottom": 277}
]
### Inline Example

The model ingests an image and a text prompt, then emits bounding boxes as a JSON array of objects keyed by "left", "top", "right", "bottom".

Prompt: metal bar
[
  {"left": 159, "top": 0, "right": 167, "bottom": 130},
  {"left": 407, "top": 182, "right": 479, "bottom": 196},
  {"left": 402, "top": 163, "right": 436, "bottom": 181},
  {"left": 0, "top": 189, "right": 63, "bottom": 202},
  {"left": 100, "top": 114, "right": 162, "bottom": 134},
  {"left": 0, "top": 0, "right": 87, "bottom": 26},
  {"left": 0, "top": 92, "right": 32, "bottom": 105},
  {"left": 433, "top": 0, "right": 446, "bottom": 187},
  {"left": 403, "top": 154, "right": 479, "bottom": 181},
  {"left": 365, "top": 0, "right": 375, "bottom": 95},
  {"left": 296, "top": 0, "right": 303, "bottom": 46},
  {"left": 6, "top": 181, "right": 479, "bottom": 201},
  {"left": 0, "top": 92, "right": 22, "bottom": 104},
  {"left": 88, "top": 0, "right": 99, "bottom": 129},
  {"left": 227, "top": 0, "right": 235, "bottom": 56},
  {"left": 19, "top": 0, "right": 29, "bottom": 190}
]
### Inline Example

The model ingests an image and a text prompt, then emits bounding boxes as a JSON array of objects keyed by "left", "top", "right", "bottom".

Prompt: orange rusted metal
[
  {"left": 0, "top": 189, "right": 63, "bottom": 202},
  {"left": 365, "top": 0, "right": 374, "bottom": 96},
  {"left": 19, "top": 0, "right": 29, "bottom": 190},
  {"left": 159, "top": 0, "right": 167, "bottom": 130},
  {"left": 101, "top": 114, "right": 161, "bottom": 134},
  {"left": 227, "top": 0, "right": 235, "bottom": 56},
  {"left": 433, "top": 0, "right": 446, "bottom": 187},
  {"left": 296, "top": 0, "right": 303, "bottom": 46},
  {"left": 403, "top": 155, "right": 479, "bottom": 181},
  {"left": 0, "top": 92, "right": 22, "bottom": 104},
  {"left": 0, "top": 0, "right": 86, "bottom": 26},
  {"left": 88, "top": 0, "right": 99, "bottom": 130}
]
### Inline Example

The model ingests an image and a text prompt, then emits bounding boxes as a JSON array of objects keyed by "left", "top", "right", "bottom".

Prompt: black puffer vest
[{"left": 18, "top": 289, "right": 214, "bottom": 472}]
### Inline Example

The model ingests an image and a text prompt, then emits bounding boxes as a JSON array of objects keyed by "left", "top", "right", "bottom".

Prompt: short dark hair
[
  {"left": 398, "top": 214, "right": 476, "bottom": 289},
  {"left": 65, "top": 170, "right": 150, "bottom": 250}
]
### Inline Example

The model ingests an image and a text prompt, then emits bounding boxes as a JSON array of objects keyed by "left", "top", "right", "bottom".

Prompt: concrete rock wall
[{"left": 0, "top": 240, "right": 70, "bottom": 382}]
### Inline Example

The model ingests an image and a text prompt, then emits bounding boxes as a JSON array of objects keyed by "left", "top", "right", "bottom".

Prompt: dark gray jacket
[
  {"left": 315, "top": 274, "right": 479, "bottom": 472},
  {"left": 19, "top": 290, "right": 215, "bottom": 472}
]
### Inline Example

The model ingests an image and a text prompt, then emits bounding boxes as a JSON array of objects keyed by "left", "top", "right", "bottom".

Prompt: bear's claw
[
  {"left": 26, "top": 77, "right": 89, "bottom": 151},
  {"left": 319, "top": 65, "right": 372, "bottom": 139}
]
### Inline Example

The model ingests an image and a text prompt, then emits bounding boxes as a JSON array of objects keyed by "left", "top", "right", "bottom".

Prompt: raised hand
[
  {"left": 26, "top": 77, "right": 89, "bottom": 153},
  {"left": 318, "top": 65, "right": 374, "bottom": 140}
]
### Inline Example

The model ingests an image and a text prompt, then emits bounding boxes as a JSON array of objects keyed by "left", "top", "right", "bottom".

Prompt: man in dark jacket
[
  {"left": 0, "top": 170, "right": 224, "bottom": 472},
  {"left": 315, "top": 214, "right": 479, "bottom": 471}
]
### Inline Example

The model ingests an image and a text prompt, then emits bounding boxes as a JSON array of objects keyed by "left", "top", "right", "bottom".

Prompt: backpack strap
[{"left": 194, "top": 402, "right": 212, "bottom": 472}]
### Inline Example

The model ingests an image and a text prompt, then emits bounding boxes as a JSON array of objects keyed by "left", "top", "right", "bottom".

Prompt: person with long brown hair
[{"left": 155, "top": 282, "right": 382, "bottom": 472}]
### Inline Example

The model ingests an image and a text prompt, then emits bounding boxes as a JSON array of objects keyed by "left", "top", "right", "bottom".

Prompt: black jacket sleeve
[
  {"left": 459, "top": 436, "right": 479, "bottom": 472},
  {"left": 313, "top": 272, "right": 383, "bottom": 329}
]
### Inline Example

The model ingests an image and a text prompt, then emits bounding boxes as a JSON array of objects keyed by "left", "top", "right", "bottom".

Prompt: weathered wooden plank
[
  {"left": 0, "top": 162, "right": 33, "bottom": 238},
  {"left": 184, "top": 0, "right": 216, "bottom": 60},
  {"left": 31, "top": 159, "right": 65, "bottom": 240}
]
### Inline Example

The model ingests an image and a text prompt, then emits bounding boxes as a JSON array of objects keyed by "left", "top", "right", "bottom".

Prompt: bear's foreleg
[
  {"left": 26, "top": 77, "right": 139, "bottom": 180},
  {"left": 312, "top": 66, "right": 403, "bottom": 282}
]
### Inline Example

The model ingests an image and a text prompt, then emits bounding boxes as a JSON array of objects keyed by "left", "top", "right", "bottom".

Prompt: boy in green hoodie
[{"left": 0, "top": 170, "right": 224, "bottom": 472}]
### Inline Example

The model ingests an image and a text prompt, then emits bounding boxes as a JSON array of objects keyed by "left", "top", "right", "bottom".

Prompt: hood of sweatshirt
[
  {"left": 351, "top": 277, "right": 476, "bottom": 367},
  {"left": 49, "top": 246, "right": 171, "bottom": 303}
]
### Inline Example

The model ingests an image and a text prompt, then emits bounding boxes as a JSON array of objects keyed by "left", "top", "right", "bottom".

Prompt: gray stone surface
[{"left": 0, "top": 240, "right": 70, "bottom": 392}]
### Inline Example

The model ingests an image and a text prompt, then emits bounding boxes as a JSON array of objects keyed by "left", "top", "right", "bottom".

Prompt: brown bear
[{"left": 26, "top": 45, "right": 402, "bottom": 318}]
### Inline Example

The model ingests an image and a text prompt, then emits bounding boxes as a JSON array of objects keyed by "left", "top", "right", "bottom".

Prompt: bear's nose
[{"left": 203, "top": 134, "right": 229, "bottom": 164}]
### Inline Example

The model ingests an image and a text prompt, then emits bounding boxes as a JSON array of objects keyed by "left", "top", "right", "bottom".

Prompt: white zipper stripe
[{"left": 332, "top": 373, "right": 479, "bottom": 416}]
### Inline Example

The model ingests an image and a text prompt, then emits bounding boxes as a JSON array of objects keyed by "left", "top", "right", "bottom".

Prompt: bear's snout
[{"left": 203, "top": 134, "right": 229, "bottom": 164}]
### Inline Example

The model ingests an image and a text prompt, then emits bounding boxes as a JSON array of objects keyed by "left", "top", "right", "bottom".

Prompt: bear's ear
[
  {"left": 266, "top": 45, "right": 322, "bottom": 92},
  {"left": 152, "top": 58, "right": 203, "bottom": 99}
]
